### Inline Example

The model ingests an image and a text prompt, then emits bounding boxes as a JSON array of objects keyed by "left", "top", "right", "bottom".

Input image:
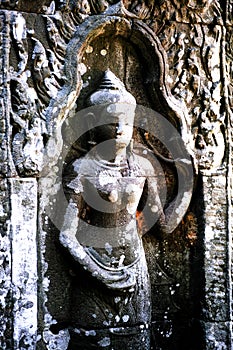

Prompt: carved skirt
[{"left": 67, "top": 249, "right": 151, "bottom": 350}]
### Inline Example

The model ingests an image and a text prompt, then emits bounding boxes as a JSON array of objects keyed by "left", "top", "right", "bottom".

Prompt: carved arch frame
[
  {"left": 45, "top": 15, "right": 191, "bottom": 148},
  {"left": 39, "top": 13, "right": 196, "bottom": 346}
]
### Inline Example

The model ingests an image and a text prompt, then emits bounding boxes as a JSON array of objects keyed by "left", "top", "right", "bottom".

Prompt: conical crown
[{"left": 86, "top": 70, "right": 136, "bottom": 106}]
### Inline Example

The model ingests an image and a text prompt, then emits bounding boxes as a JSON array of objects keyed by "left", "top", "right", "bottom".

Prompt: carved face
[{"left": 89, "top": 102, "right": 135, "bottom": 155}]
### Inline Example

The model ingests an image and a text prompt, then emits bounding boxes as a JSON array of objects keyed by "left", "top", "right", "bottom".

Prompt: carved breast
[
  {"left": 65, "top": 156, "right": 147, "bottom": 267},
  {"left": 83, "top": 171, "right": 145, "bottom": 215}
]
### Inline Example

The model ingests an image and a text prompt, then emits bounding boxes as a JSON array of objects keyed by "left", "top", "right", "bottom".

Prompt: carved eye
[{"left": 106, "top": 104, "right": 116, "bottom": 114}]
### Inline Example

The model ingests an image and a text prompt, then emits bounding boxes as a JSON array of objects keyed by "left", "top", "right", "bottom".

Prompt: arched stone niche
[
  {"left": 47, "top": 16, "right": 190, "bottom": 140},
  {"left": 40, "top": 15, "right": 196, "bottom": 350}
]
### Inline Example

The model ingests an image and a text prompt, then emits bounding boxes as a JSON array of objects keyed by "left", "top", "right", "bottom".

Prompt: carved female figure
[{"left": 60, "top": 70, "right": 166, "bottom": 349}]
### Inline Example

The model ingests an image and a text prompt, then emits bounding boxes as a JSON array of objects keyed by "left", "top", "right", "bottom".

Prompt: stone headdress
[{"left": 86, "top": 70, "right": 136, "bottom": 107}]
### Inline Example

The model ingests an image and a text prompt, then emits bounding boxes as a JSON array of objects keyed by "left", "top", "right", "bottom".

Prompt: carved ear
[{"left": 85, "top": 112, "right": 96, "bottom": 130}]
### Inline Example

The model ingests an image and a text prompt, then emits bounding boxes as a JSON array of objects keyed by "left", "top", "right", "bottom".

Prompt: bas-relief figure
[
  {"left": 0, "top": 0, "right": 229, "bottom": 348},
  {"left": 59, "top": 70, "right": 169, "bottom": 349}
]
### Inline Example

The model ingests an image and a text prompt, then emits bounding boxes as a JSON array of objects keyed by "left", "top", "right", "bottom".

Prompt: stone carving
[
  {"left": 0, "top": 13, "right": 14, "bottom": 346},
  {"left": 38, "top": 0, "right": 224, "bottom": 171},
  {"left": 0, "top": 12, "right": 11, "bottom": 177},
  {"left": 0, "top": 0, "right": 222, "bottom": 23},
  {"left": 163, "top": 0, "right": 222, "bottom": 23},
  {"left": 226, "top": 18, "right": 233, "bottom": 126},
  {"left": 123, "top": 0, "right": 166, "bottom": 19},
  {"left": 226, "top": 0, "right": 233, "bottom": 24},
  {"left": 0, "top": 180, "right": 12, "bottom": 349},
  {"left": 31, "top": 37, "right": 62, "bottom": 103},
  {"left": 28, "top": 0, "right": 225, "bottom": 178},
  {"left": 0, "top": 0, "right": 229, "bottom": 348},
  {"left": 59, "top": 71, "right": 181, "bottom": 348},
  {"left": 157, "top": 18, "right": 225, "bottom": 171},
  {"left": 8, "top": 12, "right": 65, "bottom": 175},
  {"left": 1, "top": 1, "right": 228, "bottom": 347},
  {"left": 54, "top": 0, "right": 221, "bottom": 23},
  {"left": 45, "top": 16, "right": 67, "bottom": 59},
  {"left": 0, "top": 0, "right": 55, "bottom": 13},
  {"left": 0, "top": 0, "right": 18, "bottom": 8},
  {"left": 10, "top": 77, "right": 44, "bottom": 175}
]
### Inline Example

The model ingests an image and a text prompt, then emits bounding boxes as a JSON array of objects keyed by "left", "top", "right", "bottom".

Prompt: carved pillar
[
  {"left": 197, "top": 1, "right": 233, "bottom": 348},
  {"left": 10, "top": 179, "right": 38, "bottom": 348},
  {"left": 0, "top": 11, "right": 12, "bottom": 350},
  {"left": 226, "top": 0, "right": 233, "bottom": 345},
  {"left": 0, "top": 4, "right": 52, "bottom": 349},
  {"left": 155, "top": 3, "right": 232, "bottom": 349},
  {"left": 0, "top": 1, "right": 232, "bottom": 349}
]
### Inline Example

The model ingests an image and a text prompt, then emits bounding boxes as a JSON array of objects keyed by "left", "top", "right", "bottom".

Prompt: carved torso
[{"left": 64, "top": 153, "right": 149, "bottom": 268}]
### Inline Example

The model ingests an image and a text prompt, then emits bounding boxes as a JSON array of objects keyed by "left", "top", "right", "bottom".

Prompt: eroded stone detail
[
  {"left": 158, "top": 22, "right": 225, "bottom": 171},
  {"left": 8, "top": 12, "right": 64, "bottom": 175},
  {"left": 0, "top": 11, "right": 17, "bottom": 177},
  {"left": 0, "top": 0, "right": 222, "bottom": 24},
  {"left": 55, "top": 0, "right": 222, "bottom": 23},
  {"left": 54, "top": 71, "right": 193, "bottom": 349},
  {"left": 10, "top": 179, "right": 38, "bottom": 349},
  {"left": 201, "top": 174, "right": 232, "bottom": 349},
  {"left": 59, "top": 72, "right": 159, "bottom": 348},
  {"left": 226, "top": 0, "right": 233, "bottom": 25},
  {"left": 5, "top": 2, "right": 226, "bottom": 174},
  {"left": 0, "top": 180, "right": 12, "bottom": 350},
  {"left": 225, "top": 0, "right": 233, "bottom": 332},
  {"left": 0, "top": 1, "right": 231, "bottom": 350},
  {"left": 0, "top": 0, "right": 54, "bottom": 13}
]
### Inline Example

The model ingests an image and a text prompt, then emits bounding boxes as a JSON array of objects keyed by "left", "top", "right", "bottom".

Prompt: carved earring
[{"left": 87, "top": 131, "right": 97, "bottom": 146}]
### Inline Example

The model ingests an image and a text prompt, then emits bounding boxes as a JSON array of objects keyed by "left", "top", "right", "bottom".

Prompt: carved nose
[{"left": 116, "top": 122, "right": 124, "bottom": 135}]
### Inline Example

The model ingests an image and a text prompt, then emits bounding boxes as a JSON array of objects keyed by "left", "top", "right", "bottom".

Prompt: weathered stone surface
[
  {"left": 0, "top": 180, "right": 12, "bottom": 350},
  {"left": 10, "top": 178, "right": 38, "bottom": 349},
  {"left": 157, "top": 21, "right": 225, "bottom": 172},
  {"left": 204, "top": 321, "right": 232, "bottom": 350},
  {"left": 202, "top": 174, "right": 229, "bottom": 321},
  {"left": 0, "top": 11, "right": 16, "bottom": 177},
  {"left": 0, "top": 178, "right": 38, "bottom": 349},
  {"left": 0, "top": 1, "right": 232, "bottom": 349}
]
